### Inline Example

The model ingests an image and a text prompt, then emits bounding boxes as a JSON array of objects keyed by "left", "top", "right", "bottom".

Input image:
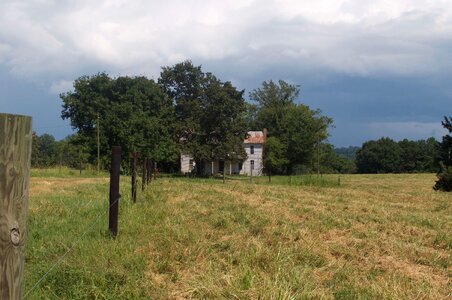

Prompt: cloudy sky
[{"left": 1, "top": 0, "right": 450, "bottom": 146}]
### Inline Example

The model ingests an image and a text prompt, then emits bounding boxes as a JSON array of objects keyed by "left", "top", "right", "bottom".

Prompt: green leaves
[
  {"left": 159, "top": 60, "right": 248, "bottom": 169},
  {"left": 250, "top": 80, "right": 333, "bottom": 174},
  {"left": 263, "top": 137, "right": 288, "bottom": 174},
  {"left": 60, "top": 74, "right": 177, "bottom": 167}
]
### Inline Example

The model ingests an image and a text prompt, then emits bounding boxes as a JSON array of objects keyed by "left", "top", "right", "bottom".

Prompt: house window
[
  {"left": 250, "top": 145, "right": 254, "bottom": 154},
  {"left": 250, "top": 160, "right": 255, "bottom": 170},
  {"left": 238, "top": 162, "right": 243, "bottom": 170},
  {"left": 189, "top": 159, "right": 194, "bottom": 171},
  {"left": 219, "top": 160, "right": 224, "bottom": 172}
]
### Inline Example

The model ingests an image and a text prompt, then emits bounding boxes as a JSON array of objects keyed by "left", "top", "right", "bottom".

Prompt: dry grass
[
  {"left": 30, "top": 177, "right": 108, "bottom": 197},
  {"left": 25, "top": 172, "right": 451, "bottom": 299},
  {"left": 143, "top": 174, "right": 451, "bottom": 299}
]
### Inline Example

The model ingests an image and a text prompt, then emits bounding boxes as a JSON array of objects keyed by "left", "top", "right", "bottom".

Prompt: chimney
[{"left": 263, "top": 128, "right": 267, "bottom": 143}]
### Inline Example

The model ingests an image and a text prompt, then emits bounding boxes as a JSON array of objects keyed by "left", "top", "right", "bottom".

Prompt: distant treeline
[
  {"left": 32, "top": 131, "right": 440, "bottom": 175},
  {"left": 356, "top": 137, "right": 439, "bottom": 173},
  {"left": 31, "top": 133, "right": 87, "bottom": 169},
  {"left": 315, "top": 137, "right": 439, "bottom": 174}
]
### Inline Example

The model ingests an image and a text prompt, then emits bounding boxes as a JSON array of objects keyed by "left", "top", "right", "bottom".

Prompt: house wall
[
  {"left": 181, "top": 143, "right": 264, "bottom": 176},
  {"left": 180, "top": 154, "right": 193, "bottom": 174},
  {"left": 240, "top": 143, "right": 264, "bottom": 175}
]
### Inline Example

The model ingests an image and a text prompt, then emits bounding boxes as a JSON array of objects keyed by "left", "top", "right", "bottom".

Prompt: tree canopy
[
  {"left": 159, "top": 61, "right": 248, "bottom": 173},
  {"left": 60, "top": 74, "right": 178, "bottom": 167},
  {"left": 250, "top": 80, "right": 332, "bottom": 174}
]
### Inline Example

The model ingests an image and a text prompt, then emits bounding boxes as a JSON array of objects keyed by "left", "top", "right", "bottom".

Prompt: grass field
[{"left": 24, "top": 171, "right": 451, "bottom": 299}]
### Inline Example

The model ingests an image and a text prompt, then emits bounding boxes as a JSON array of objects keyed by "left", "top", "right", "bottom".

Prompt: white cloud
[
  {"left": 0, "top": 0, "right": 451, "bottom": 84},
  {"left": 49, "top": 79, "right": 73, "bottom": 95}
]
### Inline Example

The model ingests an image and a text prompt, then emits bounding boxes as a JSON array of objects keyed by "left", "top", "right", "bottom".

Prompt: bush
[{"left": 433, "top": 164, "right": 452, "bottom": 192}]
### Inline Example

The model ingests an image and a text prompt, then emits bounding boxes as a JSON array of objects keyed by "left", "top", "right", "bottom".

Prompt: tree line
[
  {"left": 329, "top": 118, "right": 451, "bottom": 184},
  {"left": 31, "top": 60, "right": 451, "bottom": 186},
  {"left": 354, "top": 137, "right": 439, "bottom": 173}
]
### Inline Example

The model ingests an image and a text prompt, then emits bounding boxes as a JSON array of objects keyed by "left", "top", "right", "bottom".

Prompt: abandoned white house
[{"left": 180, "top": 129, "right": 267, "bottom": 176}]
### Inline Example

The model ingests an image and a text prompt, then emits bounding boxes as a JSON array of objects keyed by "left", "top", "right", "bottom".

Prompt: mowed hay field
[{"left": 25, "top": 171, "right": 451, "bottom": 299}]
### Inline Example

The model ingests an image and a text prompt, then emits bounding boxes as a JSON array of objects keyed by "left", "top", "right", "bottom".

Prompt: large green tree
[
  {"left": 250, "top": 80, "right": 332, "bottom": 174},
  {"left": 61, "top": 74, "right": 178, "bottom": 168},
  {"left": 159, "top": 61, "right": 248, "bottom": 174}
]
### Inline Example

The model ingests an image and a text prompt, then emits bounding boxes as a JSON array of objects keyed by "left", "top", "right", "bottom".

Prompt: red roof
[{"left": 244, "top": 131, "right": 265, "bottom": 144}]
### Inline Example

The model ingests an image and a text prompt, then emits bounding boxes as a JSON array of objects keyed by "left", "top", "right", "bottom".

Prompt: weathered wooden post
[
  {"left": 109, "top": 146, "right": 121, "bottom": 238},
  {"left": 130, "top": 152, "right": 139, "bottom": 203},
  {"left": 0, "top": 113, "right": 32, "bottom": 299},
  {"left": 142, "top": 158, "right": 147, "bottom": 191}
]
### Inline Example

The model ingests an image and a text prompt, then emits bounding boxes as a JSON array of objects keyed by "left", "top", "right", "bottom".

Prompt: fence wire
[{"left": 24, "top": 195, "right": 120, "bottom": 298}]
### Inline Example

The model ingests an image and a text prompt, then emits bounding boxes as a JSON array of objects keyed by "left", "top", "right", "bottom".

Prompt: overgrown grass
[
  {"left": 25, "top": 172, "right": 451, "bottom": 299},
  {"left": 31, "top": 167, "right": 109, "bottom": 178}
]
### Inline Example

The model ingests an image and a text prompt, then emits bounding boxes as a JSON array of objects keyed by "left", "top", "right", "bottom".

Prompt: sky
[{"left": 0, "top": 0, "right": 450, "bottom": 147}]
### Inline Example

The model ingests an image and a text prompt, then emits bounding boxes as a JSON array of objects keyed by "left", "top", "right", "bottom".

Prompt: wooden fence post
[
  {"left": 147, "top": 159, "right": 152, "bottom": 184},
  {"left": 0, "top": 113, "right": 32, "bottom": 299},
  {"left": 142, "top": 158, "right": 147, "bottom": 191},
  {"left": 109, "top": 146, "right": 121, "bottom": 238},
  {"left": 130, "top": 152, "right": 139, "bottom": 203}
]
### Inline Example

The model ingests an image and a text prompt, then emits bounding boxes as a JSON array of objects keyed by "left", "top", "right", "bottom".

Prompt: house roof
[{"left": 244, "top": 131, "right": 265, "bottom": 144}]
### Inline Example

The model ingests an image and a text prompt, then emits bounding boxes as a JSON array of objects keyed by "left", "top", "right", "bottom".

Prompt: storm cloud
[{"left": 0, "top": 0, "right": 450, "bottom": 145}]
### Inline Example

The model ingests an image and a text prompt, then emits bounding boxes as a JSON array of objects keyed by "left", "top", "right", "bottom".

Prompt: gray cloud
[{"left": 1, "top": 0, "right": 451, "bottom": 80}]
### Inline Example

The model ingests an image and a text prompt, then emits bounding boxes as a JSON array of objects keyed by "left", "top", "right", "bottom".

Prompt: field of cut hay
[{"left": 25, "top": 171, "right": 451, "bottom": 299}]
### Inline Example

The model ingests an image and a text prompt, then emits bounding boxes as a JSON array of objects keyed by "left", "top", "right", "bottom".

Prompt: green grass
[
  {"left": 31, "top": 167, "right": 109, "bottom": 178},
  {"left": 25, "top": 172, "right": 451, "bottom": 299}
]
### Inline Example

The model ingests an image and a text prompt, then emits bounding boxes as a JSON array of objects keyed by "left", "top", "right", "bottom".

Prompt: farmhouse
[{"left": 181, "top": 129, "right": 267, "bottom": 176}]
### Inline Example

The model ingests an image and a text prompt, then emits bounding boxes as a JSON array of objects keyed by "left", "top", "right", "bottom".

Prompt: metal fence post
[
  {"left": 109, "top": 146, "right": 121, "bottom": 238},
  {"left": 131, "top": 152, "right": 138, "bottom": 203}
]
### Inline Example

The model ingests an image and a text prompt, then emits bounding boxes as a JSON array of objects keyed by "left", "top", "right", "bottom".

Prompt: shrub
[{"left": 433, "top": 164, "right": 452, "bottom": 192}]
